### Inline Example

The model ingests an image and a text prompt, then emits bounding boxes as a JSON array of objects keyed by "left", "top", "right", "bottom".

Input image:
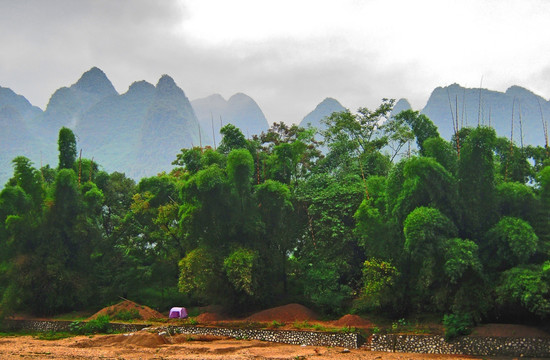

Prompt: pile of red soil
[
  {"left": 195, "top": 312, "right": 228, "bottom": 322},
  {"left": 246, "top": 303, "right": 318, "bottom": 322},
  {"left": 88, "top": 299, "right": 163, "bottom": 321},
  {"left": 331, "top": 314, "right": 373, "bottom": 328},
  {"left": 471, "top": 324, "right": 550, "bottom": 338}
]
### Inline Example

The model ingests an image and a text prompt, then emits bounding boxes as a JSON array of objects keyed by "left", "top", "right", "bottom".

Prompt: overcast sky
[{"left": 2, "top": 0, "right": 550, "bottom": 124}]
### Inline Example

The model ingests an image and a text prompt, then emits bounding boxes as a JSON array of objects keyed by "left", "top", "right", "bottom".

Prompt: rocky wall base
[
  {"left": 371, "top": 334, "right": 550, "bottom": 357},
  {"left": 165, "top": 325, "right": 363, "bottom": 348},
  {"left": 1, "top": 320, "right": 363, "bottom": 348},
  {"left": 5, "top": 320, "right": 549, "bottom": 356}
]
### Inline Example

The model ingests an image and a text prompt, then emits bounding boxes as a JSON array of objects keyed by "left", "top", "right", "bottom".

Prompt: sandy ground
[{"left": 0, "top": 332, "right": 508, "bottom": 360}]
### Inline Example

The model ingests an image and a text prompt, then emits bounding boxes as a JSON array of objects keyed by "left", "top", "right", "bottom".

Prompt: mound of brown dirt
[
  {"left": 88, "top": 299, "right": 163, "bottom": 321},
  {"left": 471, "top": 323, "right": 550, "bottom": 338},
  {"left": 74, "top": 332, "right": 169, "bottom": 348},
  {"left": 246, "top": 303, "right": 318, "bottom": 322},
  {"left": 331, "top": 314, "right": 373, "bottom": 328},
  {"left": 195, "top": 312, "right": 228, "bottom": 322}
]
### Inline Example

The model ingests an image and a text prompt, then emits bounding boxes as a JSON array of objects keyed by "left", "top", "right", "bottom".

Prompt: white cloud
[{"left": 2, "top": 0, "right": 550, "bottom": 123}]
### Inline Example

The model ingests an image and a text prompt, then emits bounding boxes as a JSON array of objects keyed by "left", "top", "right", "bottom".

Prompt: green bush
[
  {"left": 35, "top": 331, "right": 73, "bottom": 340},
  {"left": 443, "top": 313, "right": 472, "bottom": 341},
  {"left": 389, "top": 318, "right": 407, "bottom": 333},
  {"left": 337, "top": 326, "right": 357, "bottom": 333},
  {"left": 69, "top": 315, "right": 112, "bottom": 334},
  {"left": 269, "top": 320, "right": 284, "bottom": 328}
]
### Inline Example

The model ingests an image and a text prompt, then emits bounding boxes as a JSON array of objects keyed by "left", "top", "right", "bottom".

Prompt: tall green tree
[
  {"left": 0, "top": 158, "right": 45, "bottom": 318},
  {"left": 255, "top": 179, "right": 295, "bottom": 294},
  {"left": 111, "top": 173, "right": 184, "bottom": 307},
  {"left": 422, "top": 137, "right": 458, "bottom": 174},
  {"left": 227, "top": 149, "right": 254, "bottom": 212},
  {"left": 321, "top": 100, "right": 394, "bottom": 178},
  {"left": 457, "top": 126, "right": 497, "bottom": 240},
  {"left": 354, "top": 176, "right": 396, "bottom": 260},
  {"left": 534, "top": 166, "right": 550, "bottom": 248},
  {"left": 394, "top": 110, "right": 440, "bottom": 155},
  {"left": 391, "top": 157, "right": 459, "bottom": 227},
  {"left": 323, "top": 100, "right": 395, "bottom": 155},
  {"left": 295, "top": 171, "right": 365, "bottom": 311},
  {"left": 218, "top": 124, "right": 248, "bottom": 154},
  {"left": 495, "top": 262, "right": 550, "bottom": 319},
  {"left": 494, "top": 137, "right": 532, "bottom": 184},
  {"left": 256, "top": 123, "right": 322, "bottom": 185},
  {"left": 8, "top": 157, "right": 44, "bottom": 209},
  {"left": 58, "top": 127, "right": 77, "bottom": 170},
  {"left": 484, "top": 217, "right": 539, "bottom": 272},
  {"left": 403, "top": 207, "right": 486, "bottom": 315}
]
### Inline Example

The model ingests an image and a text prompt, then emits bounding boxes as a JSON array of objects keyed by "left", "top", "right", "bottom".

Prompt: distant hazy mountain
[
  {"left": 1, "top": 67, "right": 208, "bottom": 185},
  {"left": 4, "top": 69, "right": 550, "bottom": 187},
  {"left": 0, "top": 86, "right": 44, "bottom": 186},
  {"left": 73, "top": 72, "right": 204, "bottom": 179},
  {"left": 421, "top": 84, "right": 549, "bottom": 146},
  {"left": 0, "top": 105, "right": 37, "bottom": 185},
  {"left": 192, "top": 93, "right": 269, "bottom": 146},
  {"left": 75, "top": 80, "right": 156, "bottom": 174},
  {"left": 43, "top": 67, "right": 118, "bottom": 131},
  {"left": 0, "top": 86, "right": 42, "bottom": 121},
  {"left": 390, "top": 98, "right": 412, "bottom": 118},
  {"left": 136, "top": 75, "right": 204, "bottom": 177},
  {"left": 0, "top": 106, "right": 33, "bottom": 152},
  {"left": 299, "top": 97, "right": 346, "bottom": 131}
]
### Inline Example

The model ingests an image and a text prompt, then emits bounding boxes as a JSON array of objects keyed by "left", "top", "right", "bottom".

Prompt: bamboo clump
[
  {"left": 78, "top": 149, "right": 82, "bottom": 186},
  {"left": 447, "top": 90, "right": 461, "bottom": 158},
  {"left": 538, "top": 99, "right": 549, "bottom": 157}
]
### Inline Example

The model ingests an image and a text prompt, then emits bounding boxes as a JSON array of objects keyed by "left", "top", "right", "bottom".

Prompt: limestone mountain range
[{"left": 1, "top": 67, "right": 549, "bottom": 186}]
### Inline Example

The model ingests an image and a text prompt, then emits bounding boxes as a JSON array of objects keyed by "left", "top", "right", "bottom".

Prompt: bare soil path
[{"left": 0, "top": 333, "right": 510, "bottom": 360}]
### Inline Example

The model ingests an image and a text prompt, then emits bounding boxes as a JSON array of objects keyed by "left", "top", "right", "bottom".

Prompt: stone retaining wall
[
  {"left": 165, "top": 325, "right": 362, "bottom": 349},
  {"left": 371, "top": 334, "right": 550, "bottom": 357},
  {"left": 5, "top": 320, "right": 550, "bottom": 356},
  {"left": 1, "top": 320, "right": 363, "bottom": 349}
]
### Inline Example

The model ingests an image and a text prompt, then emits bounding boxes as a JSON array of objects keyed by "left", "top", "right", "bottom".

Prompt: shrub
[
  {"left": 337, "top": 326, "right": 356, "bottom": 333},
  {"left": 269, "top": 320, "right": 284, "bottom": 328},
  {"left": 353, "top": 258, "right": 399, "bottom": 313},
  {"left": 68, "top": 321, "right": 83, "bottom": 334},
  {"left": 35, "top": 331, "right": 73, "bottom": 340},
  {"left": 390, "top": 318, "right": 407, "bottom": 332},
  {"left": 443, "top": 313, "right": 472, "bottom": 341},
  {"left": 69, "top": 315, "right": 112, "bottom": 334}
]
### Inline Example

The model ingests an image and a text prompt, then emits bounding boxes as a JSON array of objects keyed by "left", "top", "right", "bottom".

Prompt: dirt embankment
[
  {"left": 203, "top": 303, "right": 373, "bottom": 330},
  {"left": 245, "top": 303, "right": 318, "bottom": 322},
  {"left": 471, "top": 323, "right": 550, "bottom": 338},
  {"left": 88, "top": 299, "right": 164, "bottom": 320},
  {"left": 331, "top": 314, "right": 373, "bottom": 329}
]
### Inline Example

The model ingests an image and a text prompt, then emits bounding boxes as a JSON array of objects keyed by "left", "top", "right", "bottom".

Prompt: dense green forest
[{"left": 0, "top": 100, "right": 549, "bottom": 329}]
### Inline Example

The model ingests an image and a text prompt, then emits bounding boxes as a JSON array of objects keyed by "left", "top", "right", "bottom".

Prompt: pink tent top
[{"left": 169, "top": 307, "right": 188, "bottom": 319}]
